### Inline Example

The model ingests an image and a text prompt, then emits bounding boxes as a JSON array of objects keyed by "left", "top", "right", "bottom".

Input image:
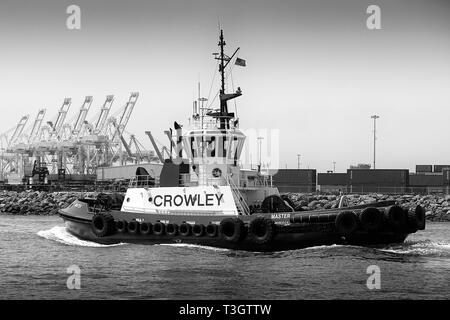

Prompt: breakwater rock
[
  {"left": 285, "top": 193, "right": 450, "bottom": 222},
  {"left": 0, "top": 190, "right": 80, "bottom": 215},
  {"left": 1, "top": 190, "right": 450, "bottom": 221}
]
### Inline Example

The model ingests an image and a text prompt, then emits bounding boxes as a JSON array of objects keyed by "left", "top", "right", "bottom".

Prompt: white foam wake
[
  {"left": 158, "top": 243, "right": 230, "bottom": 252},
  {"left": 380, "top": 241, "right": 450, "bottom": 256},
  {"left": 37, "top": 226, "right": 126, "bottom": 248}
]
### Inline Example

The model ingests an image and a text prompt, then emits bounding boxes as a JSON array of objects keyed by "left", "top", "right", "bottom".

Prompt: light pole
[
  {"left": 371, "top": 115, "right": 380, "bottom": 170},
  {"left": 257, "top": 137, "right": 264, "bottom": 168},
  {"left": 297, "top": 154, "right": 301, "bottom": 169},
  {"left": 333, "top": 161, "right": 336, "bottom": 173}
]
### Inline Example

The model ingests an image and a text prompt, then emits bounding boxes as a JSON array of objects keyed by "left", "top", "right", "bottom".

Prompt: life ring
[
  {"left": 153, "top": 222, "right": 165, "bottom": 236},
  {"left": 140, "top": 222, "right": 152, "bottom": 235},
  {"left": 248, "top": 217, "right": 276, "bottom": 245},
  {"left": 116, "top": 220, "right": 127, "bottom": 233},
  {"left": 206, "top": 223, "right": 218, "bottom": 237},
  {"left": 179, "top": 223, "right": 192, "bottom": 236},
  {"left": 192, "top": 224, "right": 205, "bottom": 237},
  {"left": 128, "top": 220, "right": 139, "bottom": 234},
  {"left": 359, "top": 207, "right": 383, "bottom": 231},
  {"left": 166, "top": 223, "right": 178, "bottom": 236},
  {"left": 219, "top": 218, "right": 246, "bottom": 243},
  {"left": 407, "top": 205, "right": 426, "bottom": 231},
  {"left": 335, "top": 211, "right": 358, "bottom": 234},
  {"left": 91, "top": 212, "right": 115, "bottom": 237},
  {"left": 385, "top": 205, "right": 407, "bottom": 229}
]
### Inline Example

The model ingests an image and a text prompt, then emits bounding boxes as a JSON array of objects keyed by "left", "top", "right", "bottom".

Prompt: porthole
[
  {"left": 212, "top": 168, "right": 222, "bottom": 178},
  {"left": 126, "top": 197, "right": 130, "bottom": 202}
]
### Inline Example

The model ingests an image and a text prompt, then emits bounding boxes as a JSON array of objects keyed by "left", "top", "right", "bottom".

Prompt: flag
[{"left": 235, "top": 57, "right": 246, "bottom": 67}]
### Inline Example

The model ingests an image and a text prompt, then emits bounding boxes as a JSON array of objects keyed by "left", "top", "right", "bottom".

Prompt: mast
[
  {"left": 219, "top": 30, "right": 227, "bottom": 129},
  {"left": 212, "top": 29, "right": 242, "bottom": 130}
]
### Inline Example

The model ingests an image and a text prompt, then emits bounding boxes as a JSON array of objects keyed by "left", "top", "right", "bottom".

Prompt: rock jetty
[
  {"left": 0, "top": 190, "right": 450, "bottom": 221},
  {"left": 0, "top": 190, "right": 80, "bottom": 215},
  {"left": 285, "top": 193, "right": 450, "bottom": 222}
]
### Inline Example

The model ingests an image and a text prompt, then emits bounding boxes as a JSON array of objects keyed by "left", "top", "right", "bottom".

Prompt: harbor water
[{"left": 0, "top": 216, "right": 449, "bottom": 299}]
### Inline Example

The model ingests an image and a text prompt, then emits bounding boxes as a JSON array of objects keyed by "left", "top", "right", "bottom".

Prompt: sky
[{"left": 0, "top": 0, "right": 449, "bottom": 173}]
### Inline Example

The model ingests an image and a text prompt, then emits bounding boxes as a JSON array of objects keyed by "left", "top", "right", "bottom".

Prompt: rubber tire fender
[
  {"left": 116, "top": 220, "right": 128, "bottom": 233},
  {"left": 385, "top": 205, "right": 408, "bottom": 230},
  {"left": 407, "top": 205, "right": 426, "bottom": 231},
  {"left": 248, "top": 217, "right": 276, "bottom": 245},
  {"left": 153, "top": 222, "right": 165, "bottom": 236},
  {"left": 128, "top": 220, "right": 140, "bottom": 234},
  {"left": 192, "top": 224, "right": 205, "bottom": 237},
  {"left": 166, "top": 223, "right": 178, "bottom": 236},
  {"left": 205, "top": 223, "right": 219, "bottom": 237},
  {"left": 359, "top": 207, "right": 383, "bottom": 231},
  {"left": 219, "top": 218, "right": 247, "bottom": 243},
  {"left": 140, "top": 222, "right": 152, "bottom": 235},
  {"left": 335, "top": 211, "right": 358, "bottom": 234},
  {"left": 91, "top": 212, "right": 115, "bottom": 237},
  {"left": 179, "top": 223, "right": 192, "bottom": 236}
]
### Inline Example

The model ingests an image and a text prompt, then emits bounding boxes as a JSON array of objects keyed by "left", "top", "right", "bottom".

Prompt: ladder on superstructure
[{"left": 226, "top": 174, "right": 250, "bottom": 215}]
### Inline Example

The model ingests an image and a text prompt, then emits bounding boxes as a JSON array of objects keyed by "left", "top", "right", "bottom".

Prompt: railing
[
  {"left": 128, "top": 175, "right": 159, "bottom": 188},
  {"left": 226, "top": 174, "right": 250, "bottom": 215},
  {"left": 242, "top": 175, "right": 273, "bottom": 188}
]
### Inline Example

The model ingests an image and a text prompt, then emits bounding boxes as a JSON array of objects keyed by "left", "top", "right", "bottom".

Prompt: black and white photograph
[{"left": 0, "top": 0, "right": 449, "bottom": 308}]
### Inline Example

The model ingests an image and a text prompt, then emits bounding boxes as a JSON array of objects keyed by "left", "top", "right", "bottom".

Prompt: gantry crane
[
  {"left": 28, "top": 109, "right": 46, "bottom": 144},
  {"left": 111, "top": 92, "right": 139, "bottom": 142},
  {"left": 8, "top": 115, "right": 30, "bottom": 150},
  {"left": 93, "top": 95, "right": 114, "bottom": 135},
  {"left": 49, "top": 98, "right": 71, "bottom": 141},
  {"left": 72, "top": 96, "right": 93, "bottom": 138}
]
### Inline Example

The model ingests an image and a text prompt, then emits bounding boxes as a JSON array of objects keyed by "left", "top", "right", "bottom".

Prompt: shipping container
[
  {"left": 433, "top": 165, "right": 450, "bottom": 173},
  {"left": 348, "top": 169, "right": 409, "bottom": 185},
  {"left": 277, "top": 185, "right": 316, "bottom": 193},
  {"left": 317, "top": 173, "right": 348, "bottom": 186},
  {"left": 416, "top": 165, "right": 433, "bottom": 173},
  {"left": 409, "top": 173, "right": 443, "bottom": 187},
  {"left": 96, "top": 163, "right": 163, "bottom": 181},
  {"left": 443, "top": 168, "right": 450, "bottom": 185},
  {"left": 270, "top": 169, "right": 316, "bottom": 185},
  {"left": 349, "top": 184, "right": 407, "bottom": 194}
]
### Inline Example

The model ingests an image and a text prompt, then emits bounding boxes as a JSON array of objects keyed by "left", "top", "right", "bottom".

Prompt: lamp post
[
  {"left": 371, "top": 115, "right": 379, "bottom": 170},
  {"left": 333, "top": 161, "right": 336, "bottom": 173},
  {"left": 297, "top": 154, "right": 301, "bottom": 169},
  {"left": 257, "top": 137, "right": 264, "bottom": 168}
]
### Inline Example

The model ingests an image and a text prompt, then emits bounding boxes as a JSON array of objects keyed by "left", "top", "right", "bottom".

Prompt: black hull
[{"left": 59, "top": 200, "right": 413, "bottom": 252}]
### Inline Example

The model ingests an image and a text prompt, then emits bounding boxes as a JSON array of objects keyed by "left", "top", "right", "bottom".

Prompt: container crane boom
[
  {"left": 28, "top": 109, "right": 46, "bottom": 144},
  {"left": 93, "top": 95, "right": 114, "bottom": 135},
  {"left": 50, "top": 98, "right": 72, "bottom": 139},
  {"left": 111, "top": 92, "right": 139, "bottom": 142},
  {"left": 111, "top": 120, "right": 133, "bottom": 157},
  {"left": 72, "top": 96, "right": 93, "bottom": 137},
  {"left": 145, "top": 131, "right": 164, "bottom": 163},
  {"left": 9, "top": 115, "right": 30, "bottom": 147}
]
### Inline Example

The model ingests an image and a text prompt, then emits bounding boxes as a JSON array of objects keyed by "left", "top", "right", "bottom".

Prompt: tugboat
[{"left": 59, "top": 30, "right": 426, "bottom": 252}]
